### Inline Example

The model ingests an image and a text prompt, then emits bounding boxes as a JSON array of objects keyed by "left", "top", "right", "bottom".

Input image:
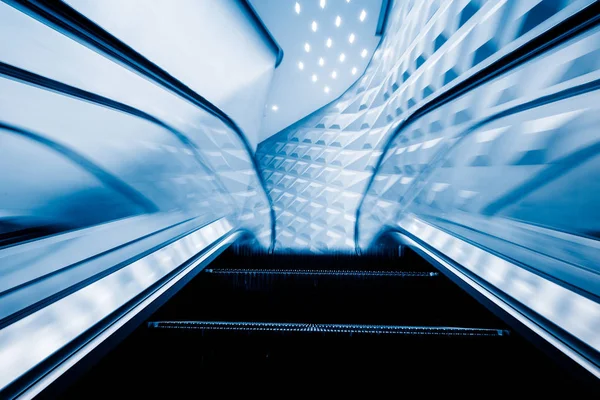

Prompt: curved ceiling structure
[
  {"left": 250, "top": 0, "right": 384, "bottom": 142},
  {"left": 257, "top": 0, "right": 600, "bottom": 253}
]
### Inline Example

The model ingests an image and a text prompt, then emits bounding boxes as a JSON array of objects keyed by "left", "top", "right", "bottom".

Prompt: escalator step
[
  {"left": 147, "top": 320, "right": 509, "bottom": 337},
  {"left": 205, "top": 268, "right": 439, "bottom": 277},
  {"left": 55, "top": 250, "right": 594, "bottom": 397},
  {"left": 151, "top": 264, "right": 502, "bottom": 328}
]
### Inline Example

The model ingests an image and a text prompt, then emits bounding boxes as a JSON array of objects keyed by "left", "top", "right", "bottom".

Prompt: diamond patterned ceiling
[{"left": 257, "top": 0, "right": 597, "bottom": 253}]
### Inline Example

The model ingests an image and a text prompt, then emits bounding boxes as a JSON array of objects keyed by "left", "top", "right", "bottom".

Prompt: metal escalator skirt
[
  {"left": 0, "top": 217, "right": 234, "bottom": 392},
  {"left": 392, "top": 216, "right": 600, "bottom": 378}
]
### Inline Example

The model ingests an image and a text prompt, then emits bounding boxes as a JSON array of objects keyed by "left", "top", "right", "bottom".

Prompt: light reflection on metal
[
  {"left": 0, "top": 0, "right": 599, "bottom": 392},
  {"left": 0, "top": 0, "right": 276, "bottom": 393},
  {"left": 0, "top": 218, "right": 234, "bottom": 391},
  {"left": 148, "top": 320, "right": 508, "bottom": 336}
]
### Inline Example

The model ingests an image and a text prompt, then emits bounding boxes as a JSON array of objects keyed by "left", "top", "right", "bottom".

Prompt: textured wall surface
[{"left": 257, "top": 0, "right": 598, "bottom": 254}]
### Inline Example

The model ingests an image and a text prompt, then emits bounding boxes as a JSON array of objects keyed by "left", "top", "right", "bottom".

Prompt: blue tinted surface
[
  {"left": 0, "top": 0, "right": 273, "bottom": 370},
  {"left": 0, "top": 0, "right": 599, "bottom": 391}
]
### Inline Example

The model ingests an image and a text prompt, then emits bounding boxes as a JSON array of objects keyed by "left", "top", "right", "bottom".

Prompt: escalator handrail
[
  {"left": 3, "top": 0, "right": 277, "bottom": 251},
  {"left": 353, "top": 1, "right": 600, "bottom": 252}
]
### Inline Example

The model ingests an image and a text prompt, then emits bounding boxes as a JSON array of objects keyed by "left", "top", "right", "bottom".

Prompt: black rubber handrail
[
  {"left": 240, "top": 0, "right": 284, "bottom": 67},
  {"left": 384, "top": 229, "right": 600, "bottom": 374},
  {"left": 354, "top": 2, "right": 600, "bottom": 252},
  {"left": 0, "top": 121, "right": 157, "bottom": 213},
  {"left": 376, "top": 0, "right": 392, "bottom": 36},
  {"left": 375, "top": 76, "right": 600, "bottom": 244},
  {"left": 4, "top": 0, "right": 277, "bottom": 251},
  {"left": 0, "top": 60, "right": 237, "bottom": 213},
  {"left": 0, "top": 229, "right": 240, "bottom": 399},
  {"left": 0, "top": 215, "right": 221, "bottom": 331}
]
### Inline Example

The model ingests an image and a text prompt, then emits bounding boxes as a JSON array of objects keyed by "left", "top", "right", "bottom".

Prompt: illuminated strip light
[
  {"left": 0, "top": 218, "right": 235, "bottom": 394},
  {"left": 392, "top": 216, "right": 600, "bottom": 377},
  {"left": 205, "top": 269, "right": 438, "bottom": 277},
  {"left": 148, "top": 321, "right": 508, "bottom": 336}
]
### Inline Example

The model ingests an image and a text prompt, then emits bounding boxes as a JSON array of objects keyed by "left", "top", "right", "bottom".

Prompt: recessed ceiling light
[
  {"left": 295, "top": 2, "right": 300, "bottom": 14},
  {"left": 320, "top": 0, "right": 326, "bottom": 9},
  {"left": 304, "top": 42, "right": 311, "bottom": 52},
  {"left": 271, "top": 105, "right": 278, "bottom": 111},
  {"left": 312, "top": 74, "right": 318, "bottom": 83},
  {"left": 339, "top": 53, "right": 346, "bottom": 62},
  {"left": 324, "top": 86, "right": 330, "bottom": 93},
  {"left": 359, "top": 10, "right": 367, "bottom": 22},
  {"left": 298, "top": 61, "right": 304, "bottom": 70},
  {"left": 349, "top": 33, "right": 355, "bottom": 44},
  {"left": 346, "top": 0, "right": 351, "bottom": 3},
  {"left": 319, "top": 57, "right": 325, "bottom": 66},
  {"left": 326, "top": 37, "right": 332, "bottom": 48},
  {"left": 351, "top": 67, "right": 357, "bottom": 75},
  {"left": 361, "top": 49, "right": 368, "bottom": 58},
  {"left": 335, "top": 16, "right": 341, "bottom": 27},
  {"left": 331, "top": 70, "right": 337, "bottom": 79},
  {"left": 311, "top": 21, "right": 318, "bottom": 32}
]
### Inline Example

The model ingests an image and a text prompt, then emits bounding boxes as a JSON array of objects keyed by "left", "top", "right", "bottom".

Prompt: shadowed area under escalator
[
  {"left": 54, "top": 248, "right": 596, "bottom": 397},
  {"left": 149, "top": 249, "right": 503, "bottom": 328}
]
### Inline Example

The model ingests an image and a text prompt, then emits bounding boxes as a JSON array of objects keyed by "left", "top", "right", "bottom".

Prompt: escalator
[
  {"left": 45, "top": 247, "right": 597, "bottom": 397},
  {"left": 0, "top": 1, "right": 598, "bottom": 398}
]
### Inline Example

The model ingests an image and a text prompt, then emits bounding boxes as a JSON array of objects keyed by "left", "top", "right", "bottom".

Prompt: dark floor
[{"left": 51, "top": 248, "right": 598, "bottom": 397}]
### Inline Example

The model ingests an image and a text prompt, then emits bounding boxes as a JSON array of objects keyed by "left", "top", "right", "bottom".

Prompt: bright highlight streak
[
  {"left": 271, "top": 105, "right": 278, "bottom": 111},
  {"left": 349, "top": 33, "right": 355, "bottom": 44},
  {"left": 312, "top": 74, "right": 318, "bottom": 83},
  {"left": 324, "top": 86, "right": 330, "bottom": 93},
  {"left": 326, "top": 37, "right": 332, "bottom": 48},
  {"left": 312, "top": 21, "right": 318, "bottom": 32},
  {"left": 335, "top": 16, "right": 341, "bottom": 27},
  {"left": 319, "top": 57, "right": 325, "bottom": 66},
  {"left": 295, "top": 2, "right": 300, "bottom": 14},
  {"left": 331, "top": 70, "right": 337, "bottom": 79},
  {"left": 360, "top": 10, "right": 367, "bottom": 21},
  {"left": 361, "top": 49, "right": 368, "bottom": 58},
  {"left": 320, "top": 0, "right": 326, "bottom": 9},
  {"left": 351, "top": 67, "right": 357, "bottom": 75},
  {"left": 304, "top": 42, "right": 311, "bottom": 52},
  {"left": 298, "top": 61, "right": 304, "bottom": 70},
  {"left": 339, "top": 53, "right": 346, "bottom": 62}
]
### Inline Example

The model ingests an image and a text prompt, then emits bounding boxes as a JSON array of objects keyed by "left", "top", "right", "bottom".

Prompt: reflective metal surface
[
  {"left": 1, "top": 0, "right": 599, "bottom": 395},
  {"left": 0, "top": 0, "right": 274, "bottom": 394}
]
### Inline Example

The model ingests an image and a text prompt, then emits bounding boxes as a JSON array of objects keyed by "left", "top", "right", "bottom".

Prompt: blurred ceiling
[{"left": 249, "top": 0, "right": 383, "bottom": 142}]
